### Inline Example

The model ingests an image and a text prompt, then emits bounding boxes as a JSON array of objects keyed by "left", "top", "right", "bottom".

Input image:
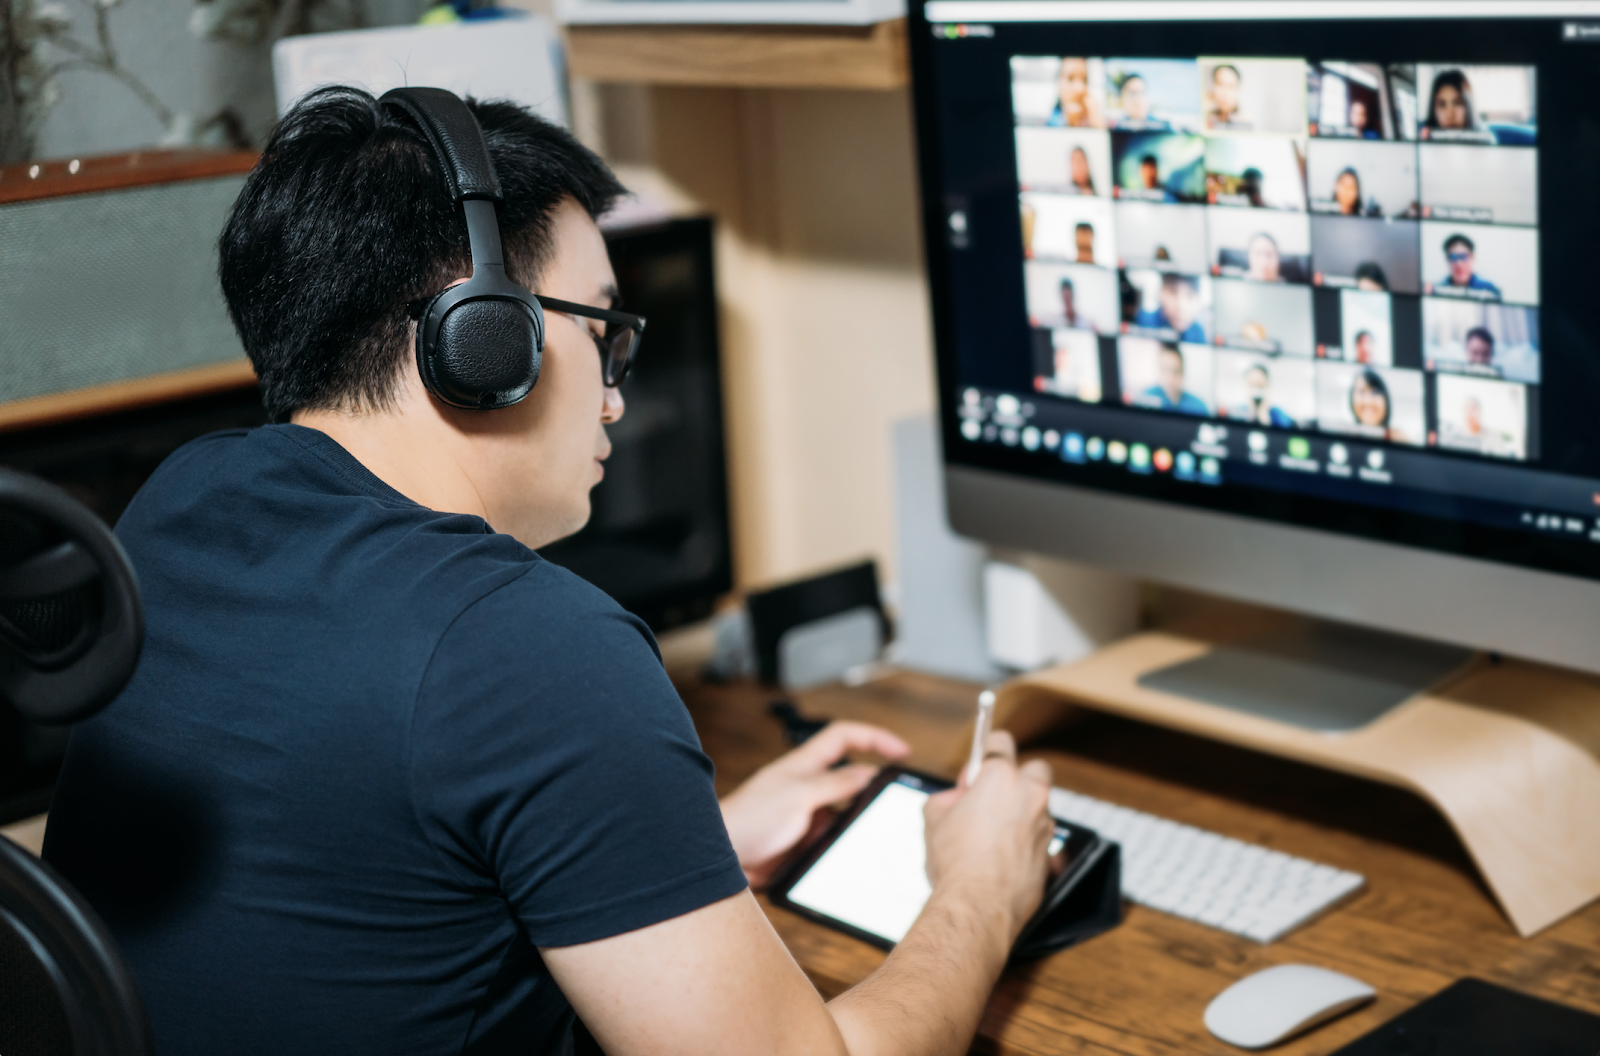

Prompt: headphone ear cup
[{"left": 418, "top": 297, "right": 543, "bottom": 410}]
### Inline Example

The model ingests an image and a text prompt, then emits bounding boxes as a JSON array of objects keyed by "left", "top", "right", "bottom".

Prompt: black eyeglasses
[
  {"left": 534, "top": 296, "right": 645, "bottom": 388},
  {"left": 407, "top": 295, "right": 645, "bottom": 387}
]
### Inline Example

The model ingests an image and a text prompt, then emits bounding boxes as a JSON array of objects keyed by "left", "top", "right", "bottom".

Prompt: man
[
  {"left": 1059, "top": 276, "right": 1080, "bottom": 328},
  {"left": 44, "top": 88, "right": 1055, "bottom": 1056},
  {"left": 1136, "top": 153, "right": 1172, "bottom": 200},
  {"left": 1075, "top": 221, "right": 1097, "bottom": 264},
  {"left": 1138, "top": 343, "right": 1209, "bottom": 415},
  {"left": 1242, "top": 364, "right": 1293, "bottom": 427},
  {"left": 1134, "top": 273, "right": 1207, "bottom": 344},
  {"left": 1117, "top": 74, "right": 1167, "bottom": 130},
  {"left": 1465, "top": 326, "right": 1496, "bottom": 369},
  {"left": 1440, "top": 234, "right": 1501, "bottom": 298}
]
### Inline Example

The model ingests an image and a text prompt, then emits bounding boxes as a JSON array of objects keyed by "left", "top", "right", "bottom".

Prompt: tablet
[{"left": 768, "top": 766, "right": 1103, "bottom": 951}]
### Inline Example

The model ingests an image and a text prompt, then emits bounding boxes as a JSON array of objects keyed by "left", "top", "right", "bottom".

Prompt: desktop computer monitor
[{"left": 910, "top": 0, "right": 1600, "bottom": 678}]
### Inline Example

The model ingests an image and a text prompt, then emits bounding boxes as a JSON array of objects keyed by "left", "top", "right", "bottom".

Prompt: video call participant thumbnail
[
  {"left": 1125, "top": 269, "right": 1210, "bottom": 343},
  {"left": 1423, "top": 299, "right": 1541, "bottom": 385},
  {"left": 1120, "top": 335, "right": 1214, "bottom": 415},
  {"left": 1015, "top": 126, "right": 1112, "bottom": 195},
  {"left": 1434, "top": 373, "right": 1529, "bottom": 460},
  {"left": 1214, "top": 350, "right": 1316, "bottom": 428},
  {"left": 1107, "top": 58, "right": 1202, "bottom": 132},
  {"left": 1417, "top": 65, "right": 1537, "bottom": 147},
  {"left": 1309, "top": 62, "right": 1394, "bottom": 140},
  {"left": 1305, "top": 139, "right": 1419, "bottom": 218},
  {"left": 1418, "top": 143, "right": 1538, "bottom": 226},
  {"left": 1212, "top": 279, "right": 1314, "bottom": 356},
  {"left": 1201, "top": 58, "right": 1309, "bottom": 135},
  {"left": 1009, "top": 55, "right": 1107, "bottom": 127},
  {"left": 1111, "top": 131, "right": 1206, "bottom": 203},
  {"left": 1337, "top": 288, "right": 1395, "bottom": 366},
  {"left": 1025, "top": 261, "right": 1119, "bottom": 335},
  {"left": 1114, "top": 201, "right": 1207, "bottom": 273},
  {"left": 1207, "top": 208, "right": 1311, "bottom": 284},
  {"left": 1020, "top": 192, "right": 1118, "bottom": 267},
  {"left": 1315, "top": 362, "right": 1426, "bottom": 446},
  {"left": 1419, "top": 225, "right": 1540, "bottom": 306},
  {"left": 1032, "top": 327, "right": 1105, "bottom": 402},
  {"left": 1204, "top": 136, "right": 1308, "bottom": 211},
  {"left": 1310, "top": 215, "right": 1422, "bottom": 295}
]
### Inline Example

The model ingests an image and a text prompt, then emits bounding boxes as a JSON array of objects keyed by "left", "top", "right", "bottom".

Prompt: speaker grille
[{"left": 0, "top": 175, "right": 248, "bottom": 404}]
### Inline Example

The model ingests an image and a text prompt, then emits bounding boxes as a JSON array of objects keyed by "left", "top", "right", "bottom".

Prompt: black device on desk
[
  {"left": 1334, "top": 977, "right": 1600, "bottom": 1055},
  {"left": 769, "top": 767, "right": 1122, "bottom": 960},
  {"left": 539, "top": 217, "right": 732, "bottom": 633}
]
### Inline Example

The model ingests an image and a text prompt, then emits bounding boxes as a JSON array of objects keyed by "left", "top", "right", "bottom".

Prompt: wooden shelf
[
  {"left": 0, "top": 360, "right": 259, "bottom": 434},
  {"left": 0, "top": 149, "right": 259, "bottom": 205},
  {"left": 565, "top": 19, "right": 908, "bottom": 90}
]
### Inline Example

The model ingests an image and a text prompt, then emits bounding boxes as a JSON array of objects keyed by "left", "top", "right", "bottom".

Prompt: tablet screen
[
  {"left": 783, "top": 772, "right": 1073, "bottom": 944},
  {"left": 784, "top": 776, "right": 935, "bottom": 943}
]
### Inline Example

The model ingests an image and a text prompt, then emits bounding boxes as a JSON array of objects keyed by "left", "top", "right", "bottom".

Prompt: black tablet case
[
  {"left": 769, "top": 767, "right": 1123, "bottom": 961},
  {"left": 1332, "top": 978, "right": 1600, "bottom": 1055}
]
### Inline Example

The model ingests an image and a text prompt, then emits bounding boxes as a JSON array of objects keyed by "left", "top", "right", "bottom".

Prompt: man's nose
[{"left": 602, "top": 387, "right": 626, "bottom": 424}]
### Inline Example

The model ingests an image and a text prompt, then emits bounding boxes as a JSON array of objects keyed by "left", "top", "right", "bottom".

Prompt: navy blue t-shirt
[{"left": 43, "top": 425, "right": 746, "bottom": 1055}]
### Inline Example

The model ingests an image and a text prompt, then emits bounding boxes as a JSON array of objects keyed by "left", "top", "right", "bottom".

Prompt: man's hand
[
  {"left": 922, "top": 730, "right": 1055, "bottom": 943},
  {"left": 720, "top": 721, "right": 910, "bottom": 887}
]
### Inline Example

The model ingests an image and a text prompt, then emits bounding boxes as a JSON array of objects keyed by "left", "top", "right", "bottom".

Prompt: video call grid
[{"left": 1010, "top": 56, "right": 1540, "bottom": 463}]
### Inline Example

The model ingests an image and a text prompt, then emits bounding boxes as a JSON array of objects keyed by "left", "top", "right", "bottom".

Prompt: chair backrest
[
  {"left": 0, "top": 468, "right": 150, "bottom": 1056},
  {"left": 0, "top": 469, "right": 143, "bottom": 725},
  {"left": 0, "top": 837, "right": 150, "bottom": 1056}
]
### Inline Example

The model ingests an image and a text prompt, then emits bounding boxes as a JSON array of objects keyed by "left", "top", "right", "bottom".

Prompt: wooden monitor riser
[{"left": 979, "top": 616, "right": 1600, "bottom": 938}]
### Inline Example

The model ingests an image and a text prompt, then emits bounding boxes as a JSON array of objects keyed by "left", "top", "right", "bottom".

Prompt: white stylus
[{"left": 965, "top": 688, "right": 996, "bottom": 787}]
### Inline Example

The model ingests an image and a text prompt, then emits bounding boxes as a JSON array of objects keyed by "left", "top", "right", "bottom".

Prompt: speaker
[{"left": 0, "top": 151, "right": 260, "bottom": 430}]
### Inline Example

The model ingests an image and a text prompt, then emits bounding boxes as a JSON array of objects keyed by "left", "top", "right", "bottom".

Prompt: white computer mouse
[{"left": 1204, "top": 964, "right": 1376, "bottom": 1049}]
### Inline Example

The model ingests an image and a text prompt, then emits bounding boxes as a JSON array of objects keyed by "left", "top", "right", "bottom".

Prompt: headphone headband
[
  {"left": 377, "top": 87, "right": 544, "bottom": 411},
  {"left": 380, "top": 87, "right": 503, "bottom": 202}
]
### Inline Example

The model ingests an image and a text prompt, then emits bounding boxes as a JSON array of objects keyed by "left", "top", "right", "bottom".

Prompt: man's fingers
[
  {"left": 814, "top": 763, "right": 881, "bottom": 807},
  {"left": 924, "top": 787, "right": 960, "bottom": 824},
  {"left": 793, "top": 721, "right": 911, "bottom": 769},
  {"left": 1020, "top": 758, "right": 1053, "bottom": 786},
  {"left": 978, "top": 730, "right": 1017, "bottom": 769}
]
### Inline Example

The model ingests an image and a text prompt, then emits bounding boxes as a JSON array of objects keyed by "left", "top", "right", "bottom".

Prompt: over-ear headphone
[{"left": 380, "top": 86, "right": 544, "bottom": 410}]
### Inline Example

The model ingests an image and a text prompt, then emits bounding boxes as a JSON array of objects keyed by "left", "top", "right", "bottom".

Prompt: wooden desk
[{"left": 680, "top": 671, "right": 1600, "bottom": 1055}]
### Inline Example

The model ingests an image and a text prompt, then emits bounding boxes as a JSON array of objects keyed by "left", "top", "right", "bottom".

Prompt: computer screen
[{"left": 913, "top": 1, "right": 1600, "bottom": 585}]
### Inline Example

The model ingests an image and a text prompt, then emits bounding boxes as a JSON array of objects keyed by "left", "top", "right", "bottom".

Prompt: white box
[{"left": 272, "top": 18, "right": 567, "bottom": 126}]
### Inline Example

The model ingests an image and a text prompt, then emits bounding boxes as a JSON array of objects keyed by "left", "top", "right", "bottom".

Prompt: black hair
[
  {"left": 1356, "top": 330, "right": 1373, "bottom": 341},
  {"left": 1159, "top": 342, "right": 1184, "bottom": 362},
  {"left": 1059, "top": 277, "right": 1075, "bottom": 291},
  {"left": 1161, "top": 272, "right": 1197, "bottom": 292},
  {"left": 1335, "top": 166, "right": 1362, "bottom": 212},
  {"left": 1351, "top": 369, "right": 1391, "bottom": 426},
  {"left": 1213, "top": 63, "right": 1240, "bottom": 82},
  {"left": 1465, "top": 326, "right": 1495, "bottom": 350},
  {"left": 1424, "top": 69, "right": 1477, "bottom": 131},
  {"left": 1354, "top": 261, "right": 1389, "bottom": 290},
  {"left": 220, "top": 86, "right": 626, "bottom": 422},
  {"left": 1139, "top": 154, "right": 1158, "bottom": 167},
  {"left": 1076, "top": 222, "right": 1094, "bottom": 233},
  {"left": 1249, "top": 231, "right": 1278, "bottom": 249},
  {"left": 1444, "top": 233, "right": 1476, "bottom": 254},
  {"left": 1122, "top": 73, "right": 1146, "bottom": 89}
]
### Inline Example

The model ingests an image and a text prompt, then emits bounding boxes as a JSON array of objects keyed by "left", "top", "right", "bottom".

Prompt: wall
[{"left": 585, "top": 82, "right": 937, "bottom": 590}]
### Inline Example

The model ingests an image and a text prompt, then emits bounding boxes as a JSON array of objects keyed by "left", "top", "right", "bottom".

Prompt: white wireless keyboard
[{"left": 1049, "top": 787, "right": 1366, "bottom": 944}]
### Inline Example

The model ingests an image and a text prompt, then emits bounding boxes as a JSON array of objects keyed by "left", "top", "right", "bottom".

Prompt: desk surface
[{"left": 680, "top": 670, "right": 1600, "bottom": 1056}]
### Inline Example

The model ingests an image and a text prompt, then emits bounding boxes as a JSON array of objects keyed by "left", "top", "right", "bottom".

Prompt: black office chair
[{"left": 0, "top": 468, "right": 151, "bottom": 1056}]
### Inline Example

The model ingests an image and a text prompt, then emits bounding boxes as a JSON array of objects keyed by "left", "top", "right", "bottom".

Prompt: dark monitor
[
  {"left": 540, "top": 217, "right": 733, "bottom": 632},
  {"left": 912, "top": 1, "right": 1600, "bottom": 674}
]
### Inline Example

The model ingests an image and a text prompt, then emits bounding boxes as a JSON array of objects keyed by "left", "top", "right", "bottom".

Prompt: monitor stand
[
  {"left": 976, "top": 606, "right": 1600, "bottom": 940},
  {"left": 1136, "top": 622, "right": 1474, "bottom": 733}
]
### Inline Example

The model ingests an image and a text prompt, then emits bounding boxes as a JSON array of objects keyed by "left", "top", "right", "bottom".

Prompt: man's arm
[{"left": 541, "top": 731, "right": 1053, "bottom": 1056}]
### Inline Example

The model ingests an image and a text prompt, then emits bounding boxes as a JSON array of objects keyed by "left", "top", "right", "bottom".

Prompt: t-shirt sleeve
[{"left": 409, "top": 562, "right": 746, "bottom": 948}]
